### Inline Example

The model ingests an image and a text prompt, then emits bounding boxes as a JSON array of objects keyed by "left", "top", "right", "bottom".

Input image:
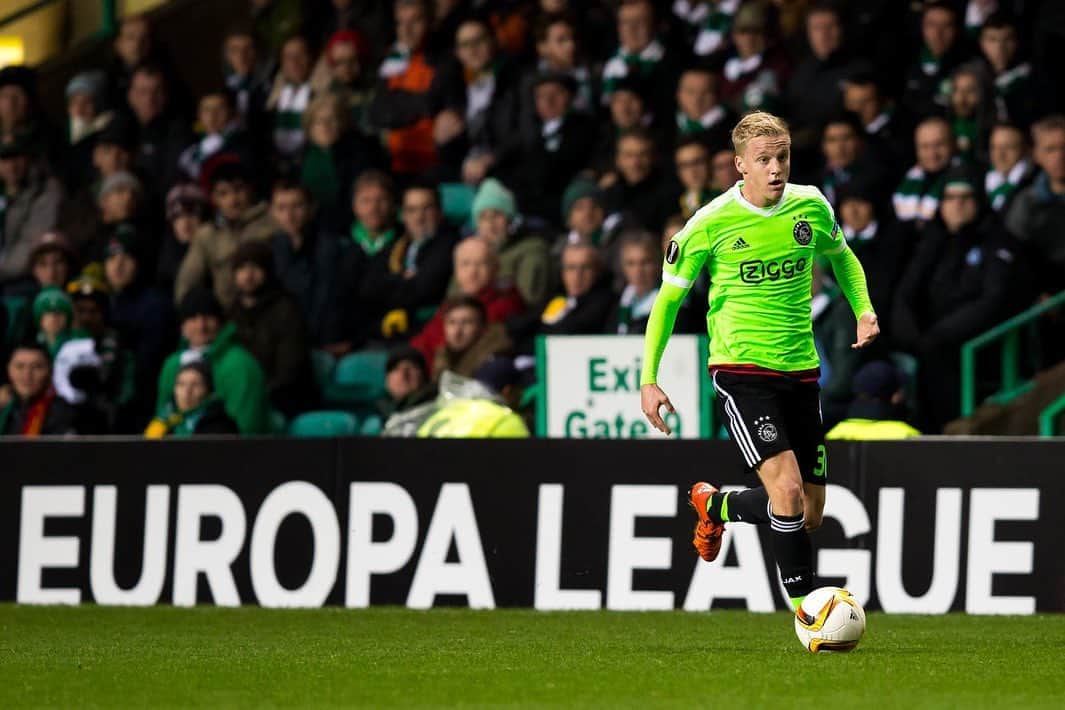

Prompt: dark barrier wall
[{"left": 2, "top": 439, "right": 1062, "bottom": 613}]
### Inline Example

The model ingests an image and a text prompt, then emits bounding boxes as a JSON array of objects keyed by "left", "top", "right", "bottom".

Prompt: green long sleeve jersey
[{"left": 641, "top": 182, "right": 875, "bottom": 385}]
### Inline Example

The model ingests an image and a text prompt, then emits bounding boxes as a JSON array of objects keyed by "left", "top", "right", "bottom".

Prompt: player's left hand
[{"left": 852, "top": 312, "right": 880, "bottom": 349}]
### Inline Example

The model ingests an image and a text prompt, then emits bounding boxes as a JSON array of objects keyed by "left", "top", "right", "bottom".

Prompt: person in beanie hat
[
  {"left": 471, "top": 177, "right": 551, "bottom": 305},
  {"left": 229, "top": 240, "right": 315, "bottom": 416},
  {"left": 32, "top": 286, "right": 74, "bottom": 357},
  {"left": 157, "top": 183, "right": 207, "bottom": 293},
  {"left": 174, "top": 157, "right": 275, "bottom": 309},
  {"left": 65, "top": 71, "right": 111, "bottom": 145},
  {"left": 826, "top": 361, "right": 921, "bottom": 440},
  {"left": 157, "top": 285, "right": 269, "bottom": 434},
  {"left": 29, "top": 230, "right": 76, "bottom": 291},
  {"left": 894, "top": 163, "right": 1026, "bottom": 432},
  {"left": 104, "top": 222, "right": 175, "bottom": 424},
  {"left": 374, "top": 345, "right": 436, "bottom": 421},
  {"left": 0, "top": 341, "right": 78, "bottom": 437},
  {"left": 591, "top": 73, "right": 651, "bottom": 175},
  {"left": 144, "top": 360, "right": 238, "bottom": 437}
]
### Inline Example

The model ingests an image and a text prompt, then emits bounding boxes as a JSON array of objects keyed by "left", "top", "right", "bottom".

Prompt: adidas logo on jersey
[{"left": 731, "top": 237, "right": 751, "bottom": 251}]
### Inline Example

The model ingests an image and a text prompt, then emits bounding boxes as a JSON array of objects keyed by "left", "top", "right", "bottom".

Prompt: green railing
[
  {"left": 960, "top": 289, "right": 1065, "bottom": 418},
  {"left": 1038, "top": 392, "right": 1065, "bottom": 436}
]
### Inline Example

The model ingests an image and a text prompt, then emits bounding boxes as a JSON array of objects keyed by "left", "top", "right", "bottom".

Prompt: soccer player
[{"left": 639, "top": 111, "right": 879, "bottom": 611}]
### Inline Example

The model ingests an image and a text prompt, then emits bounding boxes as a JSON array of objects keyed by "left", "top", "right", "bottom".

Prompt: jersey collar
[{"left": 732, "top": 181, "right": 789, "bottom": 217}]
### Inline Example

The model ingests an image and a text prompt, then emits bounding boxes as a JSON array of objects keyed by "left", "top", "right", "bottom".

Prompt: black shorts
[{"left": 711, "top": 369, "right": 827, "bottom": 485}]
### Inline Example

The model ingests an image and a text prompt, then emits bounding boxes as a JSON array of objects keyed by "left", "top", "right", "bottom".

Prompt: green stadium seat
[
  {"left": 3, "top": 296, "right": 28, "bottom": 349},
  {"left": 324, "top": 350, "right": 388, "bottom": 406},
  {"left": 440, "top": 182, "right": 475, "bottom": 226},
  {"left": 310, "top": 349, "right": 336, "bottom": 391},
  {"left": 267, "top": 408, "right": 287, "bottom": 434},
  {"left": 360, "top": 413, "right": 383, "bottom": 436},
  {"left": 288, "top": 411, "right": 359, "bottom": 438}
]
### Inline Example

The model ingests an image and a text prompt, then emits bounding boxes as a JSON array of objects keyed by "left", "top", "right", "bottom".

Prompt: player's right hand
[{"left": 641, "top": 384, "right": 676, "bottom": 436}]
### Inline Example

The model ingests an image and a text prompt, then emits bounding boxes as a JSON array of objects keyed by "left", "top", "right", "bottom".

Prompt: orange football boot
[{"left": 688, "top": 482, "right": 725, "bottom": 562}]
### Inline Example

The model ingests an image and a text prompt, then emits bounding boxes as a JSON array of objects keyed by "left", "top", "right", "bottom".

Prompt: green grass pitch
[{"left": 2, "top": 606, "right": 1063, "bottom": 708}]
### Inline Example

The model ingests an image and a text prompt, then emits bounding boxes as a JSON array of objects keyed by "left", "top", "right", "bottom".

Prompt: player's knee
[
  {"left": 804, "top": 511, "right": 823, "bottom": 531},
  {"left": 769, "top": 479, "right": 804, "bottom": 514}
]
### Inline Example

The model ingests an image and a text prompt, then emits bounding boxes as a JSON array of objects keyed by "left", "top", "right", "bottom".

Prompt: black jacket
[
  {"left": 508, "top": 280, "right": 615, "bottom": 355},
  {"left": 358, "top": 228, "right": 458, "bottom": 332},
  {"left": 892, "top": 215, "right": 1019, "bottom": 353},
  {"left": 273, "top": 225, "right": 342, "bottom": 346}
]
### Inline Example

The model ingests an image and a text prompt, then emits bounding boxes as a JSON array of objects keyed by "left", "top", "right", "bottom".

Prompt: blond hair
[{"left": 731, "top": 111, "right": 790, "bottom": 154}]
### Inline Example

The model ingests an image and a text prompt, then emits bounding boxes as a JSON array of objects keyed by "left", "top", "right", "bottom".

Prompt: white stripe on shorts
[{"left": 712, "top": 372, "right": 760, "bottom": 466}]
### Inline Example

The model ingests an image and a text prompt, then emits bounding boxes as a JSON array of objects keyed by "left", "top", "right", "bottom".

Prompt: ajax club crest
[{"left": 793, "top": 220, "right": 813, "bottom": 246}]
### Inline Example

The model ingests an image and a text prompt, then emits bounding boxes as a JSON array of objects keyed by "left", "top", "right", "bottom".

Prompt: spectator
[
  {"left": 104, "top": 223, "right": 175, "bottom": 422},
  {"left": 709, "top": 144, "right": 741, "bottom": 193},
  {"left": 269, "top": 180, "right": 340, "bottom": 346},
  {"left": 661, "top": 212, "right": 706, "bottom": 335},
  {"left": 28, "top": 231, "right": 76, "bottom": 292},
  {"left": 503, "top": 72, "right": 595, "bottom": 226},
  {"left": 471, "top": 178, "right": 551, "bottom": 305},
  {"left": 157, "top": 184, "right": 207, "bottom": 295},
  {"left": 842, "top": 72, "right": 910, "bottom": 173},
  {"left": 605, "top": 230, "right": 660, "bottom": 335},
  {"left": 433, "top": 296, "right": 512, "bottom": 380},
  {"left": 819, "top": 112, "right": 889, "bottom": 207},
  {"left": 508, "top": 239, "right": 613, "bottom": 352},
  {"left": 330, "top": 170, "right": 398, "bottom": 353},
  {"left": 300, "top": 92, "right": 380, "bottom": 220},
  {"left": 603, "top": 129, "right": 677, "bottom": 233},
  {"left": 266, "top": 35, "right": 316, "bottom": 161},
  {"left": 105, "top": 15, "right": 166, "bottom": 109},
  {"left": 560, "top": 175, "right": 617, "bottom": 251},
  {"left": 947, "top": 61, "right": 995, "bottom": 163},
  {"left": 359, "top": 183, "right": 457, "bottom": 341},
  {"left": 144, "top": 360, "right": 239, "bottom": 437},
  {"left": 719, "top": 2, "right": 789, "bottom": 115},
  {"left": 222, "top": 26, "right": 272, "bottom": 133},
  {"left": 0, "top": 65, "right": 41, "bottom": 148},
  {"left": 175, "top": 160, "right": 275, "bottom": 308},
  {"left": 811, "top": 260, "right": 863, "bottom": 424},
  {"left": 673, "top": 0, "right": 740, "bottom": 59},
  {"left": 893, "top": 165, "right": 1019, "bottom": 432},
  {"left": 312, "top": 29, "right": 376, "bottom": 131},
  {"left": 785, "top": 3, "right": 854, "bottom": 148},
  {"left": 0, "top": 342, "right": 77, "bottom": 437},
  {"left": 0, "top": 137, "right": 65, "bottom": 293},
  {"left": 368, "top": 0, "right": 441, "bottom": 176},
  {"left": 90, "top": 171, "right": 147, "bottom": 260},
  {"left": 902, "top": 1, "right": 972, "bottom": 119},
  {"left": 125, "top": 65, "right": 193, "bottom": 194},
  {"left": 671, "top": 67, "right": 731, "bottom": 152},
  {"left": 978, "top": 12, "right": 1034, "bottom": 128},
  {"left": 54, "top": 270, "right": 136, "bottom": 433},
  {"left": 228, "top": 241, "right": 314, "bottom": 416},
  {"left": 675, "top": 138, "right": 714, "bottom": 219},
  {"left": 435, "top": 16, "right": 521, "bottom": 185},
  {"left": 177, "top": 90, "right": 255, "bottom": 182},
  {"left": 893, "top": 116, "right": 955, "bottom": 226},
  {"left": 32, "top": 286, "right": 74, "bottom": 357},
  {"left": 524, "top": 12, "right": 595, "bottom": 117},
  {"left": 985, "top": 122, "right": 1034, "bottom": 214},
  {"left": 591, "top": 75, "right": 651, "bottom": 177},
  {"left": 62, "top": 70, "right": 112, "bottom": 190},
  {"left": 601, "top": 0, "right": 681, "bottom": 118},
  {"left": 376, "top": 344, "right": 435, "bottom": 420},
  {"left": 834, "top": 179, "right": 910, "bottom": 338},
  {"left": 250, "top": 0, "right": 304, "bottom": 60},
  {"left": 411, "top": 237, "right": 524, "bottom": 366},
  {"left": 825, "top": 361, "right": 921, "bottom": 440},
  {"left": 157, "top": 286, "right": 269, "bottom": 434},
  {"left": 1005, "top": 115, "right": 1065, "bottom": 296}
]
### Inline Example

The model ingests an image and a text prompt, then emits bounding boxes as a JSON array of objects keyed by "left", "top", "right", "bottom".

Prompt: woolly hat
[
  {"left": 98, "top": 170, "right": 143, "bottom": 199},
  {"left": 471, "top": 178, "right": 516, "bottom": 221},
  {"left": 561, "top": 175, "right": 603, "bottom": 221},
  {"left": 178, "top": 286, "right": 223, "bottom": 322},
  {"left": 33, "top": 286, "right": 73, "bottom": 322},
  {"left": 65, "top": 70, "right": 107, "bottom": 104},
  {"left": 231, "top": 240, "right": 273, "bottom": 271}
]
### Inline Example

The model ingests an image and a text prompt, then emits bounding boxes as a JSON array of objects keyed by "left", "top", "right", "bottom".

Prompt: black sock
[
  {"left": 707, "top": 487, "right": 770, "bottom": 524},
  {"left": 769, "top": 510, "right": 814, "bottom": 602}
]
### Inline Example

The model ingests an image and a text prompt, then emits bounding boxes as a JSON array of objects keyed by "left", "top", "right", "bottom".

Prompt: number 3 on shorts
[{"left": 813, "top": 444, "right": 827, "bottom": 478}]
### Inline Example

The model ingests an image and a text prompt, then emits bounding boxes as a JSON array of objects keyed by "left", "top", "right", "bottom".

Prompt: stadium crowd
[{"left": 1, "top": 0, "right": 1064, "bottom": 437}]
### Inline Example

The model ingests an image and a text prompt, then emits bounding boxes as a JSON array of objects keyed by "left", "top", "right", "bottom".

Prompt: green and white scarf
[
  {"left": 379, "top": 44, "right": 412, "bottom": 79},
  {"left": 615, "top": 285, "right": 658, "bottom": 334},
  {"left": 352, "top": 222, "right": 396, "bottom": 257},
  {"left": 602, "top": 39, "right": 665, "bottom": 100},
  {"left": 676, "top": 104, "right": 726, "bottom": 135},
  {"left": 687, "top": 0, "right": 740, "bottom": 56},
  {"left": 893, "top": 165, "right": 945, "bottom": 223},
  {"left": 985, "top": 159, "right": 1032, "bottom": 212},
  {"left": 273, "top": 82, "right": 311, "bottom": 157}
]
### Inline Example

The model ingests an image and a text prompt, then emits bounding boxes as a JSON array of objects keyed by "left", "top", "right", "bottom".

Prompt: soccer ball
[{"left": 794, "top": 586, "right": 866, "bottom": 653}]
